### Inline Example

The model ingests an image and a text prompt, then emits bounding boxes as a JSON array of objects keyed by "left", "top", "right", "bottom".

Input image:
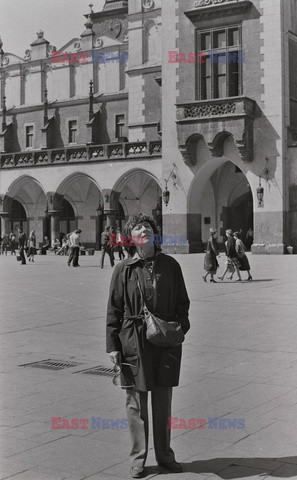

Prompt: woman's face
[{"left": 131, "top": 221, "right": 154, "bottom": 247}]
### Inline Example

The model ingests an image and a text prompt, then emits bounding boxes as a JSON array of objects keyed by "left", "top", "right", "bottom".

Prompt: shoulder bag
[{"left": 136, "top": 270, "right": 184, "bottom": 348}]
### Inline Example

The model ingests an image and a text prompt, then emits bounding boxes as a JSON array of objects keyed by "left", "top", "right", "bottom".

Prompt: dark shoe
[
  {"left": 235, "top": 278, "right": 241, "bottom": 282},
  {"left": 210, "top": 279, "right": 217, "bottom": 283},
  {"left": 159, "top": 461, "right": 183, "bottom": 473},
  {"left": 130, "top": 466, "right": 144, "bottom": 478},
  {"left": 202, "top": 275, "right": 207, "bottom": 282},
  {"left": 218, "top": 276, "right": 224, "bottom": 281},
  {"left": 247, "top": 276, "right": 252, "bottom": 281}
]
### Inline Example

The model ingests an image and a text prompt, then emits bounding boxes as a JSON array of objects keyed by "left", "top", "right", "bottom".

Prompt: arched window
[{"left": 145, "top": 21, "right": 162, "bottom": 64}]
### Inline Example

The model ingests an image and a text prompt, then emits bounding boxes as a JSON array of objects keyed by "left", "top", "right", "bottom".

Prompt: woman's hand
[{"left": 109, "top": 351, "right": 122, "bottom": 364}]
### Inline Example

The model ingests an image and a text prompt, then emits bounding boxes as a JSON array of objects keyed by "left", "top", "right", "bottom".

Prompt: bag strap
[{"left": 134, "top": 268, "right": 150, "bottom": 316}]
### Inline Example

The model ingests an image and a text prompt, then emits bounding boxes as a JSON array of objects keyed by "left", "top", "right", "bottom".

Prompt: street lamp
[
  {"left": 162, "top": 179, "right": 170, "bottom": 207},
  {"left": 256, "top": 178, "right": 264, "bottom": 207}
]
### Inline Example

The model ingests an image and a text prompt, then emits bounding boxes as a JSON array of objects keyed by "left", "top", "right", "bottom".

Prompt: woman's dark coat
[
  {"left": 204, "top": 237, "right": 219, "bottom": 273},
  {"left": 106, "top": 253, "right": 190, "bottom": 392}
]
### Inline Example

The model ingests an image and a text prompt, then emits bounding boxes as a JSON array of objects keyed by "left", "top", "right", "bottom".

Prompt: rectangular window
[
  {"left": 197, "top": 26, "right": 242, "bottom": 100},
  {"left": 115, "top": 114, "right": 125, "bottom": 139},
  {"left": 26, "top": 125, "right": 34, "bottom": 148},
  {"left": 68, "top": 120, "right": 77, "bottom": 143}
]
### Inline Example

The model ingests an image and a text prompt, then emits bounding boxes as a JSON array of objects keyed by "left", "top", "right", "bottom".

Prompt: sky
[{"left": 0, "top": 0, "right": 105, "bottom": 57}]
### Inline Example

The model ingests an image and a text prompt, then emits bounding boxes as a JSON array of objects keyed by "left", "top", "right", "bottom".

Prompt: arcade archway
[
  {"left": 188, "top": 160, "right": 253, "bottom": 251},
  {"left": 112, "top": 170, "right": 162, "bottom": 231}
]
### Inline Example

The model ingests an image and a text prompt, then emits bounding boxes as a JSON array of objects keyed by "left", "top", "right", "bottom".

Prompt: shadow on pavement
[
  {"left": 180, "top": 457, "right": 297, "bottom": 477},
  {"left": 215, "top": 279, "right": 275, "bottom": 283}
]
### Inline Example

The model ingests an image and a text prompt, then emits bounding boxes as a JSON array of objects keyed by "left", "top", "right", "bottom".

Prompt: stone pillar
[
  {"left": 104, "top": 209, "right": 117, "bottom": 229},
  {"left": 0, "top": 212, "right": 10, "bottom": 236},
  {"left": 49, "top": 211, "right": 60, "bottom": 244}
]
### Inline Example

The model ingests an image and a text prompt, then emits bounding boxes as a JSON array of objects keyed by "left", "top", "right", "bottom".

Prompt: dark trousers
[
  {"left": 68, "top": 246, "right": 80, "bottom": 266},
  {"left": 19, "top": 247, "right": 26, "bottom": 264},
  {"left": 11, "top": 241, "right": 16, "bottom": 255},
  {"left": 101, "top": 245, "right": 114, "bottom": 268},
  {"left": 118, "top": 246, "right": 125, "bottom": 260},
  {"left": 126, "top": 387, "right": 175, "bottom": 468}
]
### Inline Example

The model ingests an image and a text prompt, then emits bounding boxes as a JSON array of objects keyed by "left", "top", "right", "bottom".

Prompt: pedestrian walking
[
  {"left": 9, "top": 231, "right": 16, "bottom": 255},
  {"left": 202, "top": 228, "right": 220, "bottom": 283},
  {"left": 67, "top": 229, "right": 82, "bottom": 267},
  {"left": 18, "top": 227, "right": 27, "bottom": 265},
  {"left": 1, "top": 234, "right": 9, "bottom": 255},
  {"left": 101, "top": 226, "right": 114, "bottom": 268},
  {"left": 41, "top": 236, "right": 50, "bottom": 255},
  {"left": 225, "top": 229, "right": 242, "bottom": 281},
  {"left": 28, "top": 230, "right": 36, "bottom": 262},
  {"left": 116, "top": 228, "right": 125, "bottom": 260},
  {"left": 106, "top": 213, "right": 190, "bottom": 478},
  {"left": 234, "top": 231, "right": 252, "bottom": 281}
]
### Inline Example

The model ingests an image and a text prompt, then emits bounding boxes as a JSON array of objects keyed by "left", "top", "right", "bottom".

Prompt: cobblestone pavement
[{"left": 1, "top": 252, "right": 297, "bottom": 480}]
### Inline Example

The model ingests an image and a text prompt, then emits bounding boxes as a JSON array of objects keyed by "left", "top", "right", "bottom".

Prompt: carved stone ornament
[
  {"left": 143, "top": 0, "right": 155, "bottom": 11},
  {"left": 97, "top": 19, "right": 122, "bottom": 39},
  {"left": 194, "top": 0, "right": 238, "bottom": 7},
  {"left": 2, "top": 56, "right": 9, "bottom": 66},
  {"left": 184, "top": 102, "right": 236, "bottom": 118},
  {"left": 47, "top": 45, "right": 56, "bottom": 57},
  {"left": 24, "top": 50, "right": 32, "bottom": 61},
  {"left": 74, "top": 41, "right": 82, "bottom": 51},
  {"left": 94, "top": 36, "right": 104, "bottom": 48}
]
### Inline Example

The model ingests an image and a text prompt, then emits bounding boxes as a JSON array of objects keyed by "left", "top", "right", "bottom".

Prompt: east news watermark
[
  {"left": 168, "top": 51, "right": 246, "bottom": 64},
  {"left": 51, "top": 51, "right": 128, "bottom": 64},
  {"left": 51, "top": 417, "right": 245, "bottom": 430}
]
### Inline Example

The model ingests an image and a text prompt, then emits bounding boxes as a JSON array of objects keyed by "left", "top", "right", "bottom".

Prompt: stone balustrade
[{"left": 0, "top": 140, "right": 162, "bottom": 168}]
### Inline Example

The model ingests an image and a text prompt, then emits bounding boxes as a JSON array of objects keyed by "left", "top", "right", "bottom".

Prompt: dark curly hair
[{"left": 123, "top": 213, "right": 161, "bottom": 257}]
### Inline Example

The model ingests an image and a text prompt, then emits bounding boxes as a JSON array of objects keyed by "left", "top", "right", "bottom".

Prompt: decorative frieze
[
  {"left": 184, "top": 102, "right": 236, "bottom": 118},
  {"left": 194, "top": 0, "right": 241, "bottom": 7}
]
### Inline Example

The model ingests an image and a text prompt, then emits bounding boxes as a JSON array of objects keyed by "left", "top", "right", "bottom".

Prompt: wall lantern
[
  {"left": 256, "top": 178, "right": 264, "bottom": 207},
  {"left": 162, "top": 179, "right": 170, "bottom": 206},
  {"left": 96, "top": 204, "right": 104, "bottom": 216},
  {"left": 163, "top": 164, "right": 179, "bottom": 207}
]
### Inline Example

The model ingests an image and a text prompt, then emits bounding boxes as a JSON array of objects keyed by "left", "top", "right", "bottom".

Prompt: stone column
[
  {"left": 48, "top": 211, "right": 60, "bottom": 244},
  {"left": 0, "top": 212, "right": 10, "bottom": 236},
  {"left": 104, "top": 209, "right": 117, "bottom": 230}
]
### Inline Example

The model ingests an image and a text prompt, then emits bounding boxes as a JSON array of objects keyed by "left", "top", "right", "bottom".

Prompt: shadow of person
[{"left": 181, "top": 457, "right": 297, "bottom": 478}]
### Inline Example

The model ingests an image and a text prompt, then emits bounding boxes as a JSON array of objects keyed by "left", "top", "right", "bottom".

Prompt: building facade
[{"left": 0, "top": 0, "right": 297, "bottom": 252}]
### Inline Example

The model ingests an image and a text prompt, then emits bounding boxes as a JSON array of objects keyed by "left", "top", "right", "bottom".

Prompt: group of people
[
  {"left": 100, "top": 226, "right": 125, "bottom": 268},
  {"left": 203, "top": 228, "right": 252, "bottom": 283},
  {"left": 0, "top": 231, "right": 17, "bottom": 255}
]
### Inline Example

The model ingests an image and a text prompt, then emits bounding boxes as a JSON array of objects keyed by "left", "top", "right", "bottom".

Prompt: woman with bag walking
[
  {"left": 202, "top": 228, "right": 220, "bottom": 283},
  {"left": 225, "top": 229, "right": 242, "bottom": 281},
  {"left": 28, "top": 230, "right": 36, "bottom": 262},
  {"left": 106, "top": 213, "right": 190, "bottom": 478},
  {"left": 234, "top": 231, "right": 252, "bottom": 281}
]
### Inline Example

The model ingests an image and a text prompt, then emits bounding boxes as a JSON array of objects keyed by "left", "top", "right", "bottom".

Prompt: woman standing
[
  {"left": 106, "top": 213, "right": 190, "bottom": 478},
  {"left": 203, "top": 228, "right": 220, "bottom": 283},
  {"left": 234, "top": 231, "right": 252, "bottom": 281},
  {"left": 225, "top": 229, "right": 242, "bottom": 281},
  {"left": 28, "top": 230, "right": 36, "bottom": 262}
]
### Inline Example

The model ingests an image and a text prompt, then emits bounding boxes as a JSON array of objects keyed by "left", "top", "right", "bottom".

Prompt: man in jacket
[
  {"left": 67, "top": 229, "right": 82, "bottom": 267},
  {"left": 18, "top": 227, "right": 27, "bottom": 265},
  {"left": 101, "top": 225, "right": 114, "bottom": 268}
]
